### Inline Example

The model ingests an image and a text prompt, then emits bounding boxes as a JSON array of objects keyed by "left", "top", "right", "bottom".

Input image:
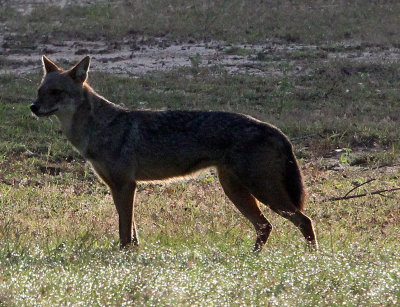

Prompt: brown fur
[{"left": 31, "top": 56, "right": 318, "bottom": 251}]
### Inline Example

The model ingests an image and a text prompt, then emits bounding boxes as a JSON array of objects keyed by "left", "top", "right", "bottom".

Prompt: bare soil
[
  {"left": 3, "top": 34, "right": 400, "bottom": 78},
  {"left": 0, "top": 37, "right": 266, "bottom": 76}
]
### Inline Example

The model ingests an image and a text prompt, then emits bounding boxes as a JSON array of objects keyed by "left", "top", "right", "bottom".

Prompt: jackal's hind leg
[
  {"left": 244, "top": 185, "right": 318, "bottom": 250},
  {"left": 280, "top": 210, "right": 318, "bottom": 250},
  {"left": 218, "top": 168, "right": 272, "bottom": 252}
]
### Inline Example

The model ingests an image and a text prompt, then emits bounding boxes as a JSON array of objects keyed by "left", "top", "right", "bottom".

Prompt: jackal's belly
[{"left": 134, "top": 156, "right": 215, "bottom": 181}]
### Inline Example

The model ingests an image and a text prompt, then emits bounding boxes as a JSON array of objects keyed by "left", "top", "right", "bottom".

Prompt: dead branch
[
  {"left": 344, "top": 178, "right": 376, "bottom": 198},
  {"left": 325, "top": 187, "right": 400, "bottom": 202}
]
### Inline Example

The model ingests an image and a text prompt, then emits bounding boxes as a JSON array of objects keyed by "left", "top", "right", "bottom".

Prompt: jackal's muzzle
[{"left": 30, "top": 100, "right": 58, "bottom": 117}]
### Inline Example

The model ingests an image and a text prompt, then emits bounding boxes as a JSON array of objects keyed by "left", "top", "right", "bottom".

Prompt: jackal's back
[{"left": 126, "top": 110, "right": 294, "bottom": 181}]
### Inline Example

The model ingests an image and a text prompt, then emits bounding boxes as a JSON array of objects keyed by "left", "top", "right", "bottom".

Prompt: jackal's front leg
[{"left": 110, "top": 181, "right": 138, "bottom": 248}]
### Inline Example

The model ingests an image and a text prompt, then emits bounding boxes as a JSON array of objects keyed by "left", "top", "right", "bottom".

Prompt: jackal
[{"left": 31, "top": 56, "right": 317, "bottom": 251}]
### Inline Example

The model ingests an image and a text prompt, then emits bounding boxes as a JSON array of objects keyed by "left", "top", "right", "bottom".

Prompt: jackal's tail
[{"left": 284, "top": 148, "right": 305, "bottom": 211}]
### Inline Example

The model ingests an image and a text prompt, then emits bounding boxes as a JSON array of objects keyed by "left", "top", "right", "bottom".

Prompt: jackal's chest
[{"left": 66, "top": 133, "right": 90, "bottom": 159}]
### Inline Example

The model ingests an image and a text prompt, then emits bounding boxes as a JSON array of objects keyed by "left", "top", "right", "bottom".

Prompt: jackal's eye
[{"left": 50, "top": 89, "right": 63, "bottom": 96}]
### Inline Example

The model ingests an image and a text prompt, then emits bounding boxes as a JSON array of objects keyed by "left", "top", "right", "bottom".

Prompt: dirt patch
[
  {"left": 3, "top": 35, "right": 400, "bottom": 78},
  {"left": 0, "top": 36, "right": 279, "bottom": 76}
]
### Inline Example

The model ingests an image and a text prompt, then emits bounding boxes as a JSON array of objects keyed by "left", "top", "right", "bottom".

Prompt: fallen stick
[
  {"left": 343, "top": 178, "right": 376, "bottom": 198},
  {"left": 325, "top": 187, "right": 400, "bottom": 202}
]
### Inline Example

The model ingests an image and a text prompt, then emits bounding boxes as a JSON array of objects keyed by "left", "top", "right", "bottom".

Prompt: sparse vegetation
[
  {"left": 1, "top": 1, "right": 400, "bottom": 306},
  {"left": 4, "top": 1, "right": 400, "bottom": 45}
]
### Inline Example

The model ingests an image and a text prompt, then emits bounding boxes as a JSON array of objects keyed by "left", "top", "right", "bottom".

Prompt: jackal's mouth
[{"left": 33, "top": 108, "right": 58, "bottom": 117}]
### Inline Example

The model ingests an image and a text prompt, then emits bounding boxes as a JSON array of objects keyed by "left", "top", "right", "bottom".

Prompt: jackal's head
[{"left": 31, "top": 56, "right": 90, "bottom": 117}]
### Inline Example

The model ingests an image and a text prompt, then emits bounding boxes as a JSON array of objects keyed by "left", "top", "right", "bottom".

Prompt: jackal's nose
[{"left": 30, "top": 104, "right": 39, "bottom": 113}]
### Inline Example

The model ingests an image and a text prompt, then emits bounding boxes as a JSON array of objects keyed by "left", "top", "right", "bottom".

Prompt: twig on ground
[
  {"left": 325, "top": 187, "right": 400, "bottom": 202},
  {"left": 344, "top": 178, "right": 376, "bottom": 198}
]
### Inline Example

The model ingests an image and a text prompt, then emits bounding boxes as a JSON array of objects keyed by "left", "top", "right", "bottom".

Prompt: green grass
[
  {"left": 1, "top": 244, "right": 399, "bottom": 305},
  {"left": 1, "top": 161, "right": 399, "bottom": 305},
  {"left": 3, "top": 1, "right": 400, "bottom": 45}
]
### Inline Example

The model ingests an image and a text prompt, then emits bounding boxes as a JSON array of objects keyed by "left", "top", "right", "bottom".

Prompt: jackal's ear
[
  {"left": 42, "top": 55, "right": 61, "bottom": 74},
  {"left": 69, "top": 56, "right": 90, "bottom": 83}
]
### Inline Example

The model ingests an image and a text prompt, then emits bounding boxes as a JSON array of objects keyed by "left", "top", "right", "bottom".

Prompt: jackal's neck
[
  {"left": 56, "top": 84, "right": 126, "bottom": 156},
  {"left": 54, "top": 86, "right": 91, "bottom": 152}
]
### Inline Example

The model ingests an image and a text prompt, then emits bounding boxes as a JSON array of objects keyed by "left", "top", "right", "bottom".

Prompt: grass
[
  {"left": 1, "top": 160, "right": 400, "bottom": 305},
  {"left": 3, "top": 1, "right": 400, "bottom": 45},
  {"left": 1, "top": 244, "right": 399, "bottom": 305}
]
